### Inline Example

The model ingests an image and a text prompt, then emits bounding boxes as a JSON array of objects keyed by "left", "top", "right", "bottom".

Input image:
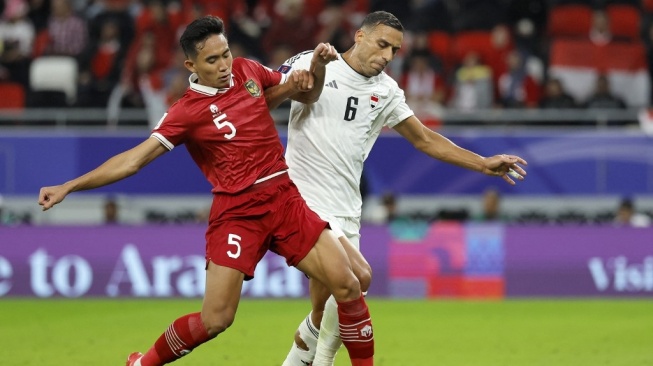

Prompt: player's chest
[
  {"left": 319, "top": 82, "right": 390, "bottom": 125},
  {"left": 193, "top": 83, "right": 272, "bottom": 141}
]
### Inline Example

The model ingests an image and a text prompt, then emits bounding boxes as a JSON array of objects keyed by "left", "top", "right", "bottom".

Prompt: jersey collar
[{"left": 188, "top": 73, "right": 234, "bottom": 96}]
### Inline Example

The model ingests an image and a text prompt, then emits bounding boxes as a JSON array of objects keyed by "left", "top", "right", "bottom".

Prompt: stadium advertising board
[
  {"left": 1, "top": 225, "right": 652, "bottom": 298},
  {"left": 0, "top": 226, "right": 306, "bottom": 298},
  {"left": 505, "top": 226, "right": 653, "bottom": 297}
]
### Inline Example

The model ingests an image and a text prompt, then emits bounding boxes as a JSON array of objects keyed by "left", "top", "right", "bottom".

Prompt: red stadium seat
[
  {"left": 607, "top": 4, "right": 641, "bottom": 39},
  {"left": 0, "top": 83, "right": 26, "bottom": 109},
  {"left": 451, "top": 31, "right": 494, "bottom": 65},
  {"left": 427, "top": 31, "right": 452, "bottom": 69},
  {"left": 547, "top": 5, "right": 593, "bottom": 38},
  {"left": 644, "top": 0, "right": 653, "bottom": 13}
]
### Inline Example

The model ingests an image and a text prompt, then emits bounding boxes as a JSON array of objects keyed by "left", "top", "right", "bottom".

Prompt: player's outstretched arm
[
  {"left": 38, "top": 138, "right": 169, "bottom": 211},
  {"left": 393, "top": 116, "right": 527, "bottom": 185}
]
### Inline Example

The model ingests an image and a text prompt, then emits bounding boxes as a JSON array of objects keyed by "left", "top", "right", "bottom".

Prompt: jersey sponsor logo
[
  {"left": 244, "top": 79, "right": 261, "bottom": 98},
  {"left": 370, "top": 93, "right": 379, "bottom": 108},
  {"left": 325, "top": 80, "right": 338, "bottom": 89},
  {"left": 278, "top": 64, "right": 291, "bottom": 74}
]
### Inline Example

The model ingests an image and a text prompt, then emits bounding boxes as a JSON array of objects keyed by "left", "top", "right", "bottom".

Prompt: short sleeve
[
  {"left": 277, "top": 51, "right": 313, "bottom": 75},
  {"left": 385, "top": 88, "right": 414, "bottom": 128},
  {"left": 150, "top": 104, "right": 188, "bottom": 150},
  {"left": 251, "top": 60, "right": 285, "bottom": 89}
]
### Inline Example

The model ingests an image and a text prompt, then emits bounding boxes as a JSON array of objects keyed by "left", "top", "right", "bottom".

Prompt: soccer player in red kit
[{"left": 38, "top": 16, "right": 375, "bottom": 366}]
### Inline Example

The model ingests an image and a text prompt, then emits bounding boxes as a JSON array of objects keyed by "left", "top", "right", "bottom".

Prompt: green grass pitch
[{"left": 1, "top": 298, "right": 651, "bottom": 365}]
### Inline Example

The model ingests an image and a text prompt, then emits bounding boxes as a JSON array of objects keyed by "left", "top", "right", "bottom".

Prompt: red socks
[
  {"left": 140, "top": 312, "right": 213, "bottom": 366},
  {"left": 337, "top": 295, "right": 374, "bottom": 365}
]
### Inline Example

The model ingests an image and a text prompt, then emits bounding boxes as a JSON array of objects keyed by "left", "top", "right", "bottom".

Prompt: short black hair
[
  {"left": 180, "top": 16, "right": 225, "bottom": 58},
  {"left": 361, "top": 11, "right": 404, "bottom": 32}
]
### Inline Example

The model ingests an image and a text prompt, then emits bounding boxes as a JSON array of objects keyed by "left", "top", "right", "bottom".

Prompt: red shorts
[{"left": 205, "top": 173, "right": 328, "bottom": 280}]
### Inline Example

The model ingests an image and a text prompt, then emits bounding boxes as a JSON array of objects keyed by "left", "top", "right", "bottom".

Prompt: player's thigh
[
  {"left": 296, "top": 229, "right": 360, "bottom": 300},
  {"left": 202, "top": 261, "right": 246, "bottom": 333},
  {"left": 329, "top": 216, "right": 370, "bottom": 290},
  {"left": 339, "top": 235, "right": 371, "bottom": 291}
]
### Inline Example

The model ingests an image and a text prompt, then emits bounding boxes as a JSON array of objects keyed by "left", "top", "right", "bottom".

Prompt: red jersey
[{"left": 151, "top": 57, "right": 288, "bottom": 194}]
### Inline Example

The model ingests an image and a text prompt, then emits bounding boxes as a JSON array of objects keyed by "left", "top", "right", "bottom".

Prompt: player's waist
[{"left": 240, "top": 170, "right": 289, "bottom": 193}]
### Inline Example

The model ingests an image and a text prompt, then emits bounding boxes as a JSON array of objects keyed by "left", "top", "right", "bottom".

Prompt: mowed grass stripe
[{"left": 1, "top": 299, "right": 651, "bottom": 365}]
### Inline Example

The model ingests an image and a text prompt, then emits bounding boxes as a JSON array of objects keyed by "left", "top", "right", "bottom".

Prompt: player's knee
[
  {"left": 201, "top": 310, "right": 236, "bottom": 336},
  {"left": 330, "top": 272, "right": 361, "bottom": 301},
  {"left": 357, "top": 264, "right": 372, "bottom": 293}
]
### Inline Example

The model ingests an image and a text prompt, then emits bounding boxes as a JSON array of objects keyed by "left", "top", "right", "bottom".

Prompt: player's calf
[{"left": 337, "top": 295, "right": 374, "bottom": 366}]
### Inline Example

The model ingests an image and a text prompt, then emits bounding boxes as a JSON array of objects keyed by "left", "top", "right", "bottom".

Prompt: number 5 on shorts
[{"left": 227, "top": 234, "right": 241, "bottom": 259}]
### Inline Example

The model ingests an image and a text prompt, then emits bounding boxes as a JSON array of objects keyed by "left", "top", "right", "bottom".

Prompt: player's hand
[
  {"left": 482, "top": 154, "right": 528, "bottom": 185},
  {"left": 310, "top": 42, "right": 338, "bottom": 71},
  {"left": 38, "top": 184, "right": 70, "bottom": 211},
  {"left": 288, "top": 69, "right": 315, "bottom": 92}
]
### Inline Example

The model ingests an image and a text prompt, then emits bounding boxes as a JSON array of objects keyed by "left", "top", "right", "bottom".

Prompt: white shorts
[{"left": 316, "top": 212, "right": 361, "bottom": 250}]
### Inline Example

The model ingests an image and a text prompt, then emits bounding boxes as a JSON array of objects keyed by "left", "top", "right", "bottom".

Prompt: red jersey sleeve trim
[{"left": 150, "top": 133, "right": 175, "bottom": 151}]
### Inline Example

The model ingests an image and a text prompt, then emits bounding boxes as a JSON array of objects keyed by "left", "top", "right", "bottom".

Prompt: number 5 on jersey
[
  {"left": 227, "top": 234, "right": 241, "bottom": 258},
  {"left": 213, "top": 113, "right": 236, "bottom": 139}
]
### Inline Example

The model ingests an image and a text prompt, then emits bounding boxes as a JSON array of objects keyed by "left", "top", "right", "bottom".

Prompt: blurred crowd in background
[
  {"left": 1, "top": 0, "right": 653, "bottom": 126},
  {"left": 2, "top": 0, "right": 652, "bottom": 228}
]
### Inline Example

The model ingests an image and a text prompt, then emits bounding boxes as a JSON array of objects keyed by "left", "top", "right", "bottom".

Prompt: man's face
[
  {"left": 353, "top": 24, "right": 403, "bottom": 77},
  {"left": 185, "top": 34, "right": 233, "bottom": 89}
]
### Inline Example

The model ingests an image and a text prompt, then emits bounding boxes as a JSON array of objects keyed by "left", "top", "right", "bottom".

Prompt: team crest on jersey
[
  {"left": 244, "top": 79, "right": 261, "bottom": 97},
  {"left": 209, "top": 104, "right": 218, "bottom": 114},
  {"left": 370, "top": 93, "right": 380, "bottom": 108}
]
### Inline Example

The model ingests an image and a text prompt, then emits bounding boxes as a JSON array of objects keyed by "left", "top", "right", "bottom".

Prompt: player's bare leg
[
  {"left": 295, "top": 230, "right": 374, "bottom": 366},
  {"left": 284, "top": 235, "right": 372, "bottom": 366},
  {"left": 127, "top": 263, "right": 244, "bottom": 366}
]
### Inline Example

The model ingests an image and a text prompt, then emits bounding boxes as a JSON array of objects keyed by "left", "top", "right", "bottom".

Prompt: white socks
[
  {"left": 282, "top": 312, "right": 320, "bottom": 366},
  {"left": 313, "top": 296, "right": 341, "bottom": 366}
]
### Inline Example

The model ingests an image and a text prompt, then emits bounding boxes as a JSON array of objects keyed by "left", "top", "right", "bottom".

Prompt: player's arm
[
  {"left": 393, "top": 116, "right": 528, "bottom": 185},
  {"left": 265, "top": 69, "right": 314, "bottom": 110},
  {"left": 38, "top": 138, "right": 169, "bottom": 211},
  {"left": 265, "top": 43, "right": 338, "bottom": 109},
  {"left": 294, "top": 42, "right": 338, "bottom": 104}
]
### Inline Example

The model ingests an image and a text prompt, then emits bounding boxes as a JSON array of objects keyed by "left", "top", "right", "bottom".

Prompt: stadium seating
[
  {"left": 606, "top": 4, "right": 641, "bottom": 39},
  {"left": 547, "top": 4, "right": 593, "bottom": 38},
  {"left": 29, "top": 56, "right": 79, "bottom": 106},
  {"left": 451, "top": 31, "right": 494, "bottom": 64},
  {"left": 548, "top": 39, "right": 649, "bottom": 106},
  {"left": 643, "top": 0, "right": 653, "bottom": 12},
  {"left": 0, "top": 83, "right": 26, "bottom": 109},
  {"left": 427, "top": 31, "right": 453, "bottom": 70}
]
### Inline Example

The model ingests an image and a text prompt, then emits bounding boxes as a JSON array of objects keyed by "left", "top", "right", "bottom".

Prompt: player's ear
[
  {"left": 354, "top": 29, "right": 365, "bottom": 44},
  {"left": 184, "top": 59, "right": 196, "bottom": 74}
]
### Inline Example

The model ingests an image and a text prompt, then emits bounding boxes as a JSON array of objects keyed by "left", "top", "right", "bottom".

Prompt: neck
[{"left": 342, "top": 48, "right": 365, "bottom": 76}]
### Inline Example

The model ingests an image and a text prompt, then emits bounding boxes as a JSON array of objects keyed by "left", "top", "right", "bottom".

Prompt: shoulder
[
  {"left": 379, "top": 72, "right": 401, "bottom": 89},
  {"left": 235, "top": 57, "right": 277, "bottom": 74},
  {"left": 278, "top": 50, "right": 314, "bottom": 72}
]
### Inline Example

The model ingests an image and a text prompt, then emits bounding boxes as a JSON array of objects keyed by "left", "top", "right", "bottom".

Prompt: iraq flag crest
[{"left": 370, "top": 93, "right": 379, "bottom": 108}]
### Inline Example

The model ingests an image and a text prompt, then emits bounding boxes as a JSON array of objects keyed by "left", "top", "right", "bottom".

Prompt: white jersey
[{"left": 280, "top": 51, "right": 414, "bottom": 218}]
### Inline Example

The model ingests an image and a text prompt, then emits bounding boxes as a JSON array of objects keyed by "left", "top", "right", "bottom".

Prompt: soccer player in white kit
[{"left": 267, "top": 11, "right": 528, "bottom": 366}]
